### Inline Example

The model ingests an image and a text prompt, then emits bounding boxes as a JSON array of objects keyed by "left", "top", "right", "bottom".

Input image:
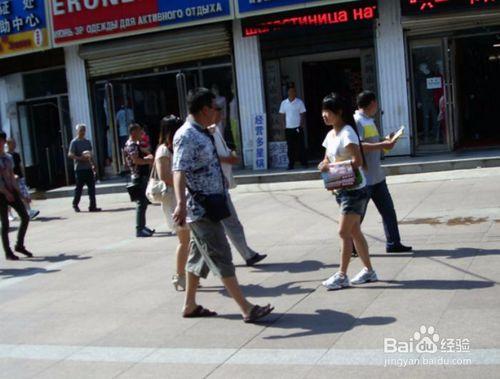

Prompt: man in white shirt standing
[{"left": 279, "top": 86, "right": 307, "bottom": 170}]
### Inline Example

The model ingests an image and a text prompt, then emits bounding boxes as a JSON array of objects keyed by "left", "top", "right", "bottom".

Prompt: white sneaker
[
  {"left": 29, "top": 209, "right": 40, "bottom": 220},
  {"left": 8, "top": 214, "right": 17, "bottom": 222},
  {"left": 322, "top": 272, "right": 350, "bottom": 290},
  {"left": 350, "top": 268, "right": 378, "bottom": 285}
]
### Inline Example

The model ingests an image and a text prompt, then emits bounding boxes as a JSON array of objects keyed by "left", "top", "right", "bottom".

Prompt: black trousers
[
  {"left": 285, "top": 128, "right": 307, "bottom": 168},
  {"left": 0, "top": 191, "right": 29, "bottom": 255},
  {"left": 133, "top": 176, "right": 149, "bottom": 231},
  {"left": 73, "top": 169, "right": 96, "bottom": 209},
  {"left": 361, "top": 180, "right": 402, "bottom": 249}
]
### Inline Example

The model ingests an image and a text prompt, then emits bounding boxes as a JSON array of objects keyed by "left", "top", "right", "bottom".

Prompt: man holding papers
[{"left": 354, "top": 91, "right": 412, "bottom": 253}]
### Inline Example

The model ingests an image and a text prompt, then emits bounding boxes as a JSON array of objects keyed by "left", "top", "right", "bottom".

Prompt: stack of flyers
[{"left": 321, "top": 162, "right": 355, "bottom": 190}]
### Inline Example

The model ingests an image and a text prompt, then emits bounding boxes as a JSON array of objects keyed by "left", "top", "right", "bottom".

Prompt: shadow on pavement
[
  {"left": 204, "top": 281, "right": 318, "bottom": 298},
  {"left": 29, "top": 253, "right": 91, "bottom": 264},
  {"left": 371, "top": 247, "right": 500, "bottom": 260},
  {"left": 220, "top": 309, "right": 396, "bottom": 339},
  {"left": 247, "top": 260, "right": 338, "bottom": 274},
  {"left": 154, "top": 232, "right": 176, "bottom": 238},
  {"left": 365, "top": 279, "right": 495, "bottom": 290},
  {"left": 0, "top": 267, "right": 60, "bottom": 279},
  {"left": 98, "top": 207, "right": 135, "bottom": 213},
  {"left": 32, "top": 217, "right": 67, "bottom": 222}
]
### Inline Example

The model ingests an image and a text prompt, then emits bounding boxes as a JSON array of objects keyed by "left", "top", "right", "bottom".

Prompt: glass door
[
  {"left": 17, "top": 98, "right": 67, "bottom": 189},
  {"left": 93, "top": 81, "right": 134, "bottom": 176},
  {"left": 410, "top": 39, "right": 452, "bottom": 151},
  {"left": 57, "top": 95, "right": 74, "bottom": 185}
]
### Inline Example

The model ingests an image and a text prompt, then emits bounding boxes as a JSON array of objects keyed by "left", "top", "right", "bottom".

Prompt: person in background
[
  {"left": 0, "top": 132, "right": 32, "bottom": 261},
  {"left": 68, "top": 124, "right": 101, "bottom": 213},
  {"left": 155, "top": 115, "right": 190, "bottom": 291},
  {"left": 318, "top": 93, "right": 377, "bottom": 290},
  {"left": 354, "top": 91, "right": 412, "bottom": 253},
  {"left": 279, "top": 85, "right": 308, "bottom": 170},
  {"left": 6, "top": 138, "right": 39, "bottom": 221},
  {"left": 140, "top": 126, "right": 152, "bottom": 155},
  {"left": 116, "top": 101, "right": 134, "bottom": 148},
  {"left": 208, "top": 101, "right": 267, "bottom": 267},
  {"left": 172, "top": 87, "right": 273, "bottom": 322},
  {"left": 124, "top": 123, "right": 155, "bottom": 238}
]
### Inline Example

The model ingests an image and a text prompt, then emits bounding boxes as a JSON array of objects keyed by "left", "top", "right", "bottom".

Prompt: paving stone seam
[{"left": 205, "top": 247, "right": 326, "bottom": 378}]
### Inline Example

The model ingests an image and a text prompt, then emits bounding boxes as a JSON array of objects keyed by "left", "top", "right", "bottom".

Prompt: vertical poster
[{"left": 253, "top": 114, "right": 268, "bottom": 170}]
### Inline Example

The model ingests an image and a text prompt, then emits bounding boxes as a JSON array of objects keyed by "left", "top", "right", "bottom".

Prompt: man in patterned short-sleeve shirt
[{"left": 172, "top": 88, "right": 273, "bottom": 323}]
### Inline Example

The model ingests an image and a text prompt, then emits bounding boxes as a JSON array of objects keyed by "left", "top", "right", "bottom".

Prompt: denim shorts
[{"left": 335, "top": 187, "right": 369, "bottom": 216}]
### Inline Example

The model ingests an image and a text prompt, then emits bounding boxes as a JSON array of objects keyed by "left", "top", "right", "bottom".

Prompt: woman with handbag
[
  {"left": 155, "top": 115, "right": 190, "bottom": 291},
  {"left": 318, "top": 93, "right": 378, "bottom": 290}
]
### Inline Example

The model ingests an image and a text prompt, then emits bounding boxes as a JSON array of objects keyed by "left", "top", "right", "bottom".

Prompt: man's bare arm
[{"left": 173, "top": 171, "right": 187, "bottom": 226}]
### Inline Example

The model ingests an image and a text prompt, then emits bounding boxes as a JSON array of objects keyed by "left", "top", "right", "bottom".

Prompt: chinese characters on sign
[
  {"left": 51, "top": 0, "right": 232, "bottom": 46},
  {"left": 253, "top": 114, "right": 268, "bottom": 170},
  {"left": 402, "top": 0, "right": 498, "bottom": 15},
  {"left": 0, "top": 0, "right": 48, "bottom": 58},
  {"left": 269, "top": 141, "right": 289, "bottom": 168}
]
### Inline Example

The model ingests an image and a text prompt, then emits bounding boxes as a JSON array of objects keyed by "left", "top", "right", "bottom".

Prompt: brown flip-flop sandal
[
  {"left": 244, "top": 304, "right": 274, "bottom": 323},
  {"left": 182, "top": 305, "right": 218, "bottom": 318}
]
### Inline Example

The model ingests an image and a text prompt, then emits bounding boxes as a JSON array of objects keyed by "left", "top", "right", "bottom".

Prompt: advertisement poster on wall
[
  {"left": 0, "top": 0, "right": 50, "bottom": 58},
  {"left": 50, "top": 0, "right": 233, "bottom": 46}
]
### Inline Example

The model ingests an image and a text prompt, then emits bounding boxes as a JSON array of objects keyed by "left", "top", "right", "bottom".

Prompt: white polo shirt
[{"left": 279, "top": 98, "right": 306, "bottom": 129}]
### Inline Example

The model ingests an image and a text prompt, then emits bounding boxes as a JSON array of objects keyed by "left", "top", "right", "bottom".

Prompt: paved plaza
[{"left": 1, "top": 168, "right": 499, "bottom": 378}]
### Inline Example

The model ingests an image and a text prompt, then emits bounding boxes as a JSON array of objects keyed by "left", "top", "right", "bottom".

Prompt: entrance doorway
[
  {"left": 16, "top": 96, "right": 73, "bottom": 189},
  {"left": 302, "top": 58, "right": 363, "bottom": 159},
  {"left": 454, "top": 33, "right": 500, "bottom": 148},
  {"left": 409, "top": 39, "right": 450, "bottom": 152},
  {"left": 92, "top": 61, "right": 239, "bottom": 176},
  {"left": 409, "top": 32, "right": 500, "bottom": 152}
]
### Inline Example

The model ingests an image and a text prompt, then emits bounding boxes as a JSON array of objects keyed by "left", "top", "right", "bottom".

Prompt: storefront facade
[
  {"left": 2, "top": 0, "right": 499, "bottom": 190},
  {"left": 239, "top": 1, "right": 379, "bottom": 166},
  {"left": 0, "top": 1, "right": 74, "bottom": 189},
  {"left": 400, "top": 0, "right": 500, "bottom": 153},
  {"left": 48, "top": 0, "right": 239, "bottom": 177}
]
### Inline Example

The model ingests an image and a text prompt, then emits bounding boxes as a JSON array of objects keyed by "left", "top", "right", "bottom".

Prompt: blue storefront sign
[
  {"left": 0, "top": 0, "right": 50, "bottom": 58},
  {"left": 237, "top": 0, "right": 350, "bottom": 16}
]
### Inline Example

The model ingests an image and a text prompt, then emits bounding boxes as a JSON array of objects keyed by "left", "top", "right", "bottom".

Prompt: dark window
[{"left": 23, "top": 69, "right": 68, "bottom": 99}]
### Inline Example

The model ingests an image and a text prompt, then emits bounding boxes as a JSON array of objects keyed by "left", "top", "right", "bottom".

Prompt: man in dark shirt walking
[
  {"left": 124, "top": 123, "right": 155, "bottom": 237},
  {"left": 68, "top": 124, "right": 101, "bottom": 213},
  {"left": 0, "top": 132, "right": 32, "bottom": 261},
  {"left": 7, "top": 138, "right": 40, "bottom": 220}
]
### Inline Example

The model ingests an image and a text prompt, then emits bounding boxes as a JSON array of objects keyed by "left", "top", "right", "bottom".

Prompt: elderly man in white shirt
[
  {"left": 208, "top": 101, "right": 267, "bottom": 267},
  {"left": 279, "top": 86, "right": 308, "bottom": 170}
]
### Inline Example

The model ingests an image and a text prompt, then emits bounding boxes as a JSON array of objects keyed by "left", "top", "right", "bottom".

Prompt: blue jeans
[{"left": 363, "top": 180, "right": 401, "bottom": 248}]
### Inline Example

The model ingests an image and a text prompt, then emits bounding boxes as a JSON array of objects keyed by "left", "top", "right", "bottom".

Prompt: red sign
[
  {"left": 243, "top": 3, "right": 377, "bottom": 37},
  {"left": 50, "top": 0, "right": 232, "bottom": 46},
  {"left": 402, "top": 0, "right": 498, "bottom": 15}
]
